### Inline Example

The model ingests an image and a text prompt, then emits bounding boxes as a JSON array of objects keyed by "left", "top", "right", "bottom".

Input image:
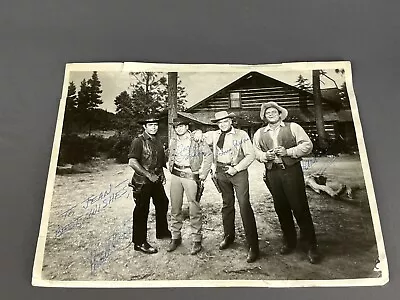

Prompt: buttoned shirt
[
  {"left": 253, "top": 121, "right": 313, "bottom": 161},
  {"left": 204, "top": 127, "right": 255, "bottom": 172},
  {"left": 174, "top": 132, "right": 191, "bottom": 167}
]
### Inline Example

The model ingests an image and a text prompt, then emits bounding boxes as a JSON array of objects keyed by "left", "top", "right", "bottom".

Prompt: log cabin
[{"left": 182, "top": 71, "right": 357, "bottom": 153}]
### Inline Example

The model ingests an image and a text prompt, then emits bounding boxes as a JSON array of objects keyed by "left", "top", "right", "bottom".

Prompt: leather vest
[
  {"left": 258, "top": 122, "right": 302, "bottom": 169},
  {"left": 133, "top": 134, "right": 164, "bottom": 184}
]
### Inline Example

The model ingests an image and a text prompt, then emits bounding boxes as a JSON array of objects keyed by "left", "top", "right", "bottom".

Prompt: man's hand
[
  {"left": 225, "top": 166, "right": 238, "bottom": 176},
  {"left": 192, "top": 130, "right": 203, "bottom": 142},
  {"left": 199, "top": 174, "right": 207, "bottom": 181},
  {"left": 147, "top": 173, "right": 159, "bottom": 183},
  {"left": 265, "top": 149, "right": 276, "bottom": 160},
  {"left": 274, "top": 146, "right": 287, "bottom": 156}
]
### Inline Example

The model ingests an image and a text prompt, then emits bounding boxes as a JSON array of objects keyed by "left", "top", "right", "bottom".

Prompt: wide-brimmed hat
[
  {"left": 172, "top": 117, "right": 190, "bottom": 127},
  {"left": 138, "top": 115, "right": 160, "bottom": 124},
  {"left": 211, "top": 111, "right": 235, "bottom": 123},
  {"left": 260, "top": 102, "right": 288, "bottom": 122}
]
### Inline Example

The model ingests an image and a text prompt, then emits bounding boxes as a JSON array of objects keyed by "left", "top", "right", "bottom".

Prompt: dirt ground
[{"left": 41, "top": 155, "right": 381, "bottom": 282}]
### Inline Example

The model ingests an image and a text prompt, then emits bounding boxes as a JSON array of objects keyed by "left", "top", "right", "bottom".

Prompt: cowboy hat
[
  {"left": 138, "top": 115, "right": 160, "bottom": 124},
  {"left": 260, "top": 102, "right": 288, "bottom": 122},
  {"left": 172, "top": 117, "right": 190, "bottom": 127},
  {"left": 211, "top": 111, "right": 236, "bottom": 123}
]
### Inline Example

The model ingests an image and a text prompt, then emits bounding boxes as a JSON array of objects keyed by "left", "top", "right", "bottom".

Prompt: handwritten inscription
[
  {"left": 217, "top": 137, "right": 250, "bottom": 156},
  {"left": 89, "top": 219, "right": 132, "bottom": 274},
  {"left": 55, "top": 179, "right": 130, "bottom": 238},
  {"left": 301, "top": 157, "right": 318, "bottom": 171},
  {"left": 174, "top": 144, "right": 213, "bottom": 159}
]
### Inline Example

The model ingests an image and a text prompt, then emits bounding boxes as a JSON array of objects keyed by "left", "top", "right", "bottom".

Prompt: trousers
[
  {"left": 132, "top": 180, "right": 169, "bottom": 244},
  {"left": 216, "top": 169, "right": 259, "bottom": 249},
  {"left": 170, "top": 174, "right": 202, "bottom": 242},
  {"left": 264, "top": 162, "right": 317, "bottom": 250}
]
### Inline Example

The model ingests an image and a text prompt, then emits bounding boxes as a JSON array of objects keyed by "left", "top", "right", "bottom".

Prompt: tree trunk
[
  {"left": 312, "top": 70, "right": 327, "bottom": 149},
  {"left": 168, "top": 72, "right": 178, "bottom": 142}
]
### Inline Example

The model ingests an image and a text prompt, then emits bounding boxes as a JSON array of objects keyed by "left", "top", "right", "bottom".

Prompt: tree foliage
[
  {"left": 73, "top": 72, "right": 104, "bottom": 134},
  {"left": 129, "top": 72, "right": 187, "bottom": 112},
  {"left": 62, "top": 71, "right": 113, "bottom": 135},
  {"left": 66, "top": 81, "right": 78, "bottom": 112},
  {"left": 77, "top": 79, "right": 90, "bottom": 112},
  {"left": 295, "top": 75, "right": 312, "bottom": 92},
  {"left": 113, "top": 72, "right": 187, "bottom": 135},
  {"left": 64, "top": 82, "right": 78, "bottom": 133},
  {"left": 87, "top": 71, "right": 103, "bottom": 109}
]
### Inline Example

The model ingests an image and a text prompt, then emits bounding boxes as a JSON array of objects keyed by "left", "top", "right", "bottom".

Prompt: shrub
[
  {"left": 58, "top": 134, "right": 97, "bottom": 165},
  {"left": 58, "top": 134, "right": 117, "bottom": 165},
  {"left": 109, "top": 133, "right": 133, "bottom": 164}
]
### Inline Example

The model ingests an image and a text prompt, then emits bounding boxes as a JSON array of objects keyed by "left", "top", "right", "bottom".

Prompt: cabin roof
[{"left": 186, "top": 71, "right": 343, "bottom": 112}]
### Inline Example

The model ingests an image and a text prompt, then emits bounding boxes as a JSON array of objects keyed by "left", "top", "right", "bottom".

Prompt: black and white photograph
[{"left": 32, "top": 61, "right": 388, "bottom": 287}]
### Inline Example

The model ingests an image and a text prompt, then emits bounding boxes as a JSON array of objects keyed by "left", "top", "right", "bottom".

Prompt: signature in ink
[
  {"left": 301, "top": 157, "right": 318, "bottom": 171},
  {"left": 89, "top": 219, "right": 132, "bottom": 274},
  {"left": 55, "top": 179, "right": 131, "bottom": 238},
  {"left": 217, "top": 137, "right": 250, "bottom": 155},
  {"left": 232, "top": 137, "right": 250, "bottom": 148},
  {"left": 174, "top": 145, "right": 213, "bottom": 159}
]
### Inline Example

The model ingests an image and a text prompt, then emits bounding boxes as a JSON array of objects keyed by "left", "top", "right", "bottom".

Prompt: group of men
[{"left": 128, "top": 101, "right": 320, "bottom": 264}]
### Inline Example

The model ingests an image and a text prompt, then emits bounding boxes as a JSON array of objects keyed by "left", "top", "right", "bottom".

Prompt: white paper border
[{"left": 32, "top": 61, "right": 389, "bottom": 288}]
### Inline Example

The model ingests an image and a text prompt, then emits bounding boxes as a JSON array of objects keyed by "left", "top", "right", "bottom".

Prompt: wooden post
[
  {"left": 168, "top": 72, "right": 178, "bottom": 143},
  {"left": 250, "top": 126, "right": 255, "bottom": 139},
  {"left": 312, "top": 70, "right": 327, "bottom": 150}
]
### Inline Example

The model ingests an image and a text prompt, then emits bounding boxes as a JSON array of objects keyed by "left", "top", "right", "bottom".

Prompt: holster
[
  {"left": 195, "top": 180, "right": 204, "bottom": 202},
  {"left": 129, "top": 177, "right": 145, "bottom": 201}
]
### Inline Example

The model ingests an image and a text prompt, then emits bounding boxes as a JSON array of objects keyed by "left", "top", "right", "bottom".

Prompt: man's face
[
  {"left": 264, "top": 107, "right": 281, "bottom": 124},
  {"left": 174, "top": 124, "right": 188, "bottom": 136},
  {"left": 217, "top": 118, "right": 232, "bottom": 132},
  {"left": 143, "top": 122, "right": 159, "bottom": 135}
]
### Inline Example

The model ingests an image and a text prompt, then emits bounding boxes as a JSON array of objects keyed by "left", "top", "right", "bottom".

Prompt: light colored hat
[
  {"left": 211, "top": 111, "right": 236, "bottom": 123},
  {"left": 260, "top": 102, "right": 288, "bottom": 122}
]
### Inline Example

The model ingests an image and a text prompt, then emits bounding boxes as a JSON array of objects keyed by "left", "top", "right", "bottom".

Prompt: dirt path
[{"left": 41, "top": 155, "right": 381, "bottom": 282}]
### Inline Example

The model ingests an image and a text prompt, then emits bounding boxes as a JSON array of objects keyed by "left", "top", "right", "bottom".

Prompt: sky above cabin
[{"left": 68, "top": 69, "right": 345, "bottom": 113}]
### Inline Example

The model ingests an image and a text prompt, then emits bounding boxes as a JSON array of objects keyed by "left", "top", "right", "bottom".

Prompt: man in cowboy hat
[
  {"left": 253, "top": 102, "right": 320, "bottom": 264},
  {"left": 167, "top": 117, "right": 213, "bottom": 255},
  {"left": 128, "top": 115, "right": 171, "bottom": 254},
  {"left": 196, "top": 111, "right": 259, "bottom": 263}
]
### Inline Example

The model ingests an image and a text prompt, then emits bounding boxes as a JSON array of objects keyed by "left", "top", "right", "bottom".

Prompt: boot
[
  {"left": 167, "top": 238, "right": 182, "bottom": 252},
  {"left": 219, "top": 235, "right": 234, "bottom": 250}
]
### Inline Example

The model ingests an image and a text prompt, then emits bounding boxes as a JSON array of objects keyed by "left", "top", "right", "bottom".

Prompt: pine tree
[
  {"left": 87, "top": 71, "right": 103, "bottom": 109},
  {"left": 114, "top": 91, "right": 135, "bottom": 133},
  {"left": 66, "top": 81, "right": 78, "bottom": 112},
  {"left": 76, "top": 79, "right": 90, "bottom": 132},
  {"left": 64, "top": 81, "right": 78, "bottom": 133},
  {"left": 77, "top": 79, "right": 90, "bottom": 111},
  {"left": 295, "top": 75, "right": 312, "bottom": 92},
  {"left": 129, "top": 72, "right": 187, "bottom": 113},
  {"left": 113, "top": 72, "right": 187, "bottom": 139},
  {"left": 176, "top": 77, "right": 188, "bottom": 111},
  {"left": 85, "top": 71, "right": 104, "bottom": 135}
]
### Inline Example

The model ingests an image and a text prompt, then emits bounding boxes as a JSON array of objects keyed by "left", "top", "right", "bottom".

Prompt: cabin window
[{"left": 229, "top": 92, "right": 241, "bottom": 108}]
